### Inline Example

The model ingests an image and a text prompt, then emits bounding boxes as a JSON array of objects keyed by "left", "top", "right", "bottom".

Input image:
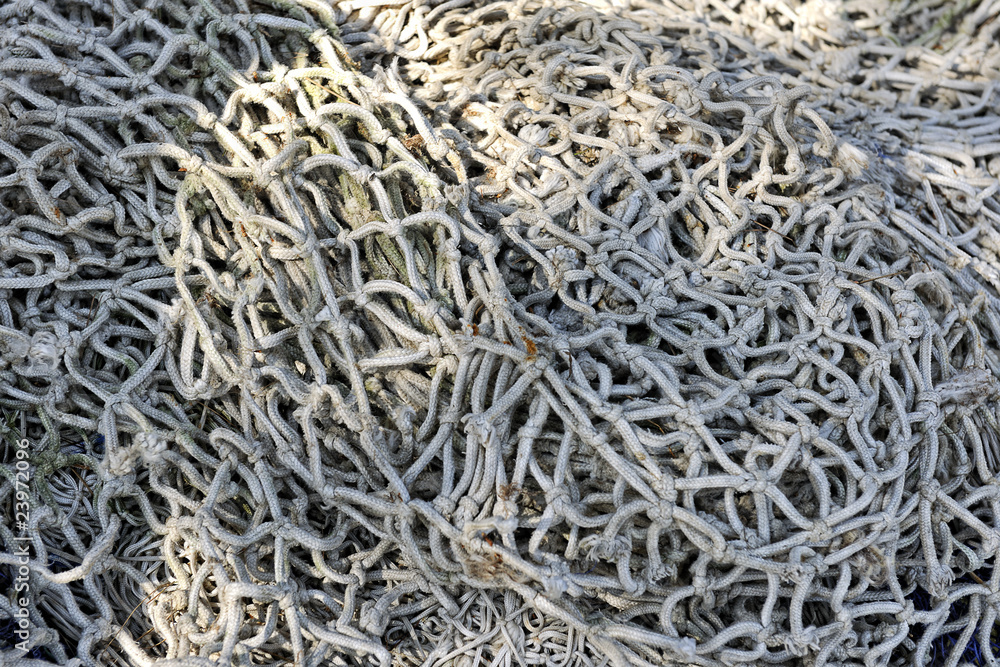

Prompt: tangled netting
[{"left": 2, "top": 0, "right": 1000, "bottom": 665}]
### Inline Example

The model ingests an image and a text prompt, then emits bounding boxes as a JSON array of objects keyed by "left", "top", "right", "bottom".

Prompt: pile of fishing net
[{"left": 1, "top": 0, "right": 1000, "bottom": 665}]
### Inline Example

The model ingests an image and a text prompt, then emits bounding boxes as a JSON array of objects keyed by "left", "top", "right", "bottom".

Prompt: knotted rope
[{"left": 0, "top": 0, "right": 999, "bottom": 666}]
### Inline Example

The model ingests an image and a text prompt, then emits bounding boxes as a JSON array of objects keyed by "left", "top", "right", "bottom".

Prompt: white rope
[{"left": 0, "top": 0, "right": 999, "bottom": 666}]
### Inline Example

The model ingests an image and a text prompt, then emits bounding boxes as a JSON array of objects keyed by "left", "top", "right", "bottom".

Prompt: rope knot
[
  {"left": 545, "top": 486, "right": 572, "bottom": 513},
  {"left": 16, "top": 161, "right": 40, "bottom": 178},
  {"left": 103, "top": 154, "right": 136, "bottom": 181},
  {"left": 477, "top": 235, "right": 499, "bottom": 258},
  {"left": 494, "top": 166, "right": 514, "bottom": 183},
  {"left": 427, "top": 140, "right": 450, "bottom": 161},
  {"left": 867, "top": 349, "right": 892, "bottom": 376},
  {"left": 130, "top": 73, "right": 155, "bottom": 92},
  {"left": 306, "top": 384, "right": 328, "bottom": 411},
  {"left": 548, "top": 337, "right": 570, "bottom": 358},
  {"left": 191, "top": 378, "right": 212, "bottom": 400},
  {"left": 102, "top": 444, "right": 138, "bottom": 478},
  {"left": 581, "top": 533, "right": 630, "bottom": 561},
  {"left": 635, "top": 303, "right": 656, "bottom": 319},
  {"left": 797, "top": 422, "right": 818, "bottom": 443},
  {"left": 253, "top": 166, "right": 277, "bottom": 189},
  {"left": 542, "top": 573, "right": 568, "bottom": 597},
  {"left": 455, "top": 497, "right": 479, "bottom": 525},
  {"left": 128, "top": 8, "right": 152, "bottom": 28},
  {"left": 198, "top": 112, "right": 218, "bottom": 130},
  {"left": 785, "top": 626, "right": 821, "bottom": 656},
  {"left": 182, "top": 155, "right": 204, "bottom": 175},
  {"left": 395, "top": 501, "right": 416, "bottom": 525},
  {"left": 687, "top": 269, "right": 707, "bottom": 287},
  {"left": 741, "top": 470, "right": 769, "bottom": 494},
  {"left": 294, "top": 236, "right": 318, "bottom": 259},
  {"left": 60, "top": 67, "right": 81, "bottom": 88},
  {"left": 27, "top": 332, "right": 60, "bottom": 373},
  {"left": 915, "top": 390, "right": 940, "bottom": 418},
  {"left": 134, "top": 431, "right": 169, "bottom": 468},
  {"left": 674, "top": 406, "right": 704, "bottom": 429},
  {"left": 360, "top": 601, "right": 390, "bottom": 636},
  {"left": 927, "top": 564, "right": 954, "bottom": 597},
  {"left": 246, "top": 441, "right": 267, "bottom": 465},
  {"left": 622, "top": 344, "right": 645, "bottom": 362},
  {"left": 47, "top": 264, "right": 73, "bottom": 280},
  {"left": 919, "top": 478, "right": 940, "bottom": 501},
  {"left": 464, "top": 414, "right": 495, "bottom": 448},
  {"left": 52, "top": 105, "right": 68, "bottom": 131},
  {"left": 648, "top": 500, "right": 674, "bottom": 525},
  {"left": 650, "top": 476, "right": 677, "bottom": 502},
  {"left": 587, "top": 251, "right": 610, "bottom": 267},
  {"left": 171, "top": 247, "right": 193, "bottom": 272},
  {"left": 433, "top": 496, "right": 456, "bottom": 517},
  {"left": 277, "top": 586, "right": 297, "bottom": 611},
  {"left": 77, "top": 32, "right": 97, "bottom": 54},
  {"left": 269, "top": 64, "right": 292, "bottom": 91},
  {"left": 810, "top": 519, "right": 833, "bottom": 542},
  {"left": 592, "top": 403, "right": 623, "bottom": 424},
  {"left": 352, "top": 292, "right": 370, "bottom": 309},
  {"left": 120, "top": 101, "right": 142, "bottom": 119},
  {"left": 421, "top": 335, "right": 443, "bottom": 359}
]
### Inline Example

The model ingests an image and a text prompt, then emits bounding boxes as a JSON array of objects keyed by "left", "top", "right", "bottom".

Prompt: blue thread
[
  {"left": 907, "top": 567, "right": 1000, "bottom": 666},
  {"left": 67, "top": 433, "right": 104, "bottom": 454},
  {"left": 47, "top": 553, "right": 69, "bottom": 573}
]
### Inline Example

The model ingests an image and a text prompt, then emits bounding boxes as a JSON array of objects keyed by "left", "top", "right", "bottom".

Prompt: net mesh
[{"left": 0, "top": 0, "right": 1000, "bottom": 666}]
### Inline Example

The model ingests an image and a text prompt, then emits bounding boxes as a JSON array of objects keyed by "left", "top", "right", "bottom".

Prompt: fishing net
[{"left": 1, "top": 0, "right": 1000, "bottom": 666}]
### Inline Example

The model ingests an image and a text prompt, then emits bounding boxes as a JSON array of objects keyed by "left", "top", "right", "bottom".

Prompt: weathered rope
[
  {"left": 331, "top": 1, "right": 1000, "bottom": 664},
  {"left": 0, "top": 0, "right": 999, "bottom": 666}
]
